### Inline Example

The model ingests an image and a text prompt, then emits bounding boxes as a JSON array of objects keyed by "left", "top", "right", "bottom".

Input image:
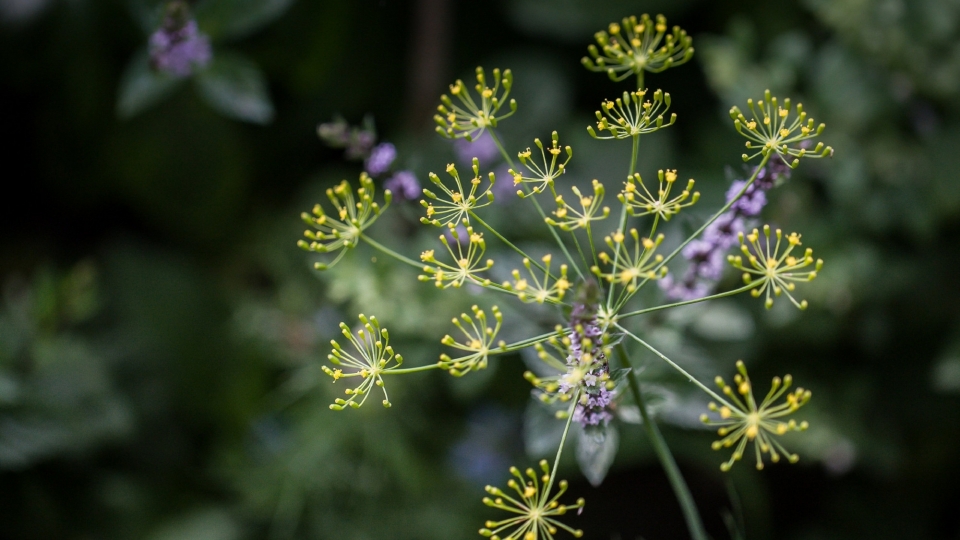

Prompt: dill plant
[{"left": 298, "top": 14, "right": 833, "bottom": 540}]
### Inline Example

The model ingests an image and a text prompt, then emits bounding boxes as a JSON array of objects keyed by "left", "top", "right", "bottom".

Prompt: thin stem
[
  {"left": 470, "top": 210, "right": 546, "bottom": 273},
  {"left": 629, "top": 133, "right": 639, "bottom": 176},
  {"left": 616, "top": 323, "right": 734, "bottom": 408},
  {"left": 636, "top": 70, "right": 644, "bottom": 91},
  {"left": 606, "top": 134, "right": 641, "bottom": 310},
  {"left": 618, "top": 284, "right": 755, "bottom": 320},
  {"left": 488, "top": 129, "right": 516, "bottom": 169},
  {"left": 361, "top": 234, "right": 423, "bottom": 269},
  {"left": 545, "top": 392, "right": 578, "bottom": 496},
  {"left": 617, "top": 342, "right": 708, "bottom": 540},
  {"left": 387, "top": 364, "right": 442, "bottom": 375},
  {"left": 496, "top": 328, "right": 569, "bottom": 354},
  {"left": 570, "top": 231, "right": 592, "bottom": 274}
]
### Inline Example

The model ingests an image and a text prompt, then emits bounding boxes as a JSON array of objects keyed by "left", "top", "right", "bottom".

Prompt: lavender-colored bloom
[
  {"left": 365, "top": 142, "right": 396, "bottom": 176},
  {"left": 383, "top": 170, "right": 421, "bottom": 201},
  {"left": 659, "top": 274, "right": 711, "bottom": 301},
  {"left": 453, "top": 131, "right": 500, "bottom": 165},
  {"left": 564, "top": 299, "right": 615, "bottom": 427},
  {"left": 704, "top": 213, "right": 743, "bottom": 250},
  {"left": 682, "top": 240, "right": 725, "bottom": 280},
  {"left": 149, "top": 20, "right": 211, "bottom": 78},
  {"left": 726, "top": 180, "right": 767, "bottom": 217}
]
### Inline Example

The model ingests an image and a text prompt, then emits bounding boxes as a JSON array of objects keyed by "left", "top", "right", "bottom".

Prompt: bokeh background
[{"left": 3, "top": 0, "right": 960, "bottom": 539}]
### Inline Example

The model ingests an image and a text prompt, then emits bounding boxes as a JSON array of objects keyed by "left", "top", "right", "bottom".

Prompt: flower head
[
  {"left": 480, "top": 460, "right": 585, "bottom": 540},
  {"left": 365, "top": 142, "right": 397, "bottom": 176},
  {"left": 727, "top": 225, "right": 823, "bottom": 309},
  {"left": 298, "top": 173, "right": 390, "bottom": 269},
  {"left": 421, "top": 159, "right": 495, "bottom": 227},
  {"left": 419, "top": 226, "right": 494, "bottom": 289},
  {"left": 588, "top": 89, "right": 676, "bottom": 140},
  {"left": 545, "top": 180, "right": 610, "bottom": 231},
  {"left": 502, "top": 255, "right": 571, "bottom": 305},
  {"left": 322, "top": 314, "right": 403, "bottom": 410},
  {"left": 619, "top": 169, "right": 698, "bottom": 220},
  {"left": 149, "top": 2, "right": 211, "bottom": 78},
  {"left": 435, "top": 67, "right": 517, "bottom": 141},
  {"left": 582, "top": 14, "right": 694, "bottom": 81},
  {"left": 509, "top": 131, "right": 572, "bottom": 198},
  {"left": 439, "top": 305, "right": 507, "bottom": 376},
  {"left": 593, "top": 230, "right": 667, "bottom": 293},
  {"left": 701, "top": 360, "right": 811, "bottom": 471},
  {"left": 730, "top": 90, "right": 833, "bottom": 167}
]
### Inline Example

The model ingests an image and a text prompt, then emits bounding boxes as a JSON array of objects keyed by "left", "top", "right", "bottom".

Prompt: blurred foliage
[{"left": 2, "top": 0, "right": 960, "bottom": 539}]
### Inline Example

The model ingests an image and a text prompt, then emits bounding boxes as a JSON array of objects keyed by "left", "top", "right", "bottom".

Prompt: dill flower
[
  {"left": 582, "top": 14, "right": 694, "bottom": 81},
  {"left": 728, "top": 225, "right": 823, "bottom": 309},
  {"left": 508, "top": 132, "right": 572, "bottom": 197},
  {"left": 593, "top": 230, "right": 667, "bottom": 292},
  {"left": 588, "top": 88, "right": 677, "bottom": 140},
  {"left": 435, "top": 67, "right": 517, "bottom": 141},
  {"left": 619, "top": 169, "right": 699, "bottom": 220},
  {"left": 419, "top": 226, "right": 494, "bottom": 289},
  {"left": 502, "top": 255, "right": 571, "bottom": 305},
  {"left": 298, "top": 173, "right": 390, "bottom": 269},
  {"left": 701, "top": 360, "right": 811, "bottom": 471},
  {"left": 544, "top": 180, "right": 610, "bottom": 232},
  {"left": 322, "top": 314, "right": 404, "bottom": 410},
  {"left": 439, "top": 305, "right": 507, "bottom": 376},
  {"left": 480, "top": 460, "right": 585, "bottom": 540},
  {"left": 421, "top": 159, "right": 495, "bottom": 227},
  {"left": 730, "top": 90, "right": 834, "bottom": 167}
]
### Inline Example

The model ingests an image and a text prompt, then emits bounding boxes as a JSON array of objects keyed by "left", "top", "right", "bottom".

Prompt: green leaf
[
  {"left": 195, "top": 52, "right": 274, "bottom": 124},
  {"left": 576, "top": 423, "right": 618, "bottom": 486},
  {"left": 116, "top": 50, "right": 185, "bottom": 120},
  {"left": 195, "top": 0, "right": 296, "bottom": 41}
]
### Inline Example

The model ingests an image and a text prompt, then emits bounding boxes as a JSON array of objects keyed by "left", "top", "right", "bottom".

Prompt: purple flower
[
  {"left": 704, "top": 213, "right": 743, "bottom": 250},
  {"left": 384, "top": 170, "right": 421, "bottom": 201},
  {"left": 344, "top": 131, "right": 375, "bottom": 160},
  {"left": 659, "top": 274, "right": 711, "bottom": 301},
  {"left": 453, "top": 131, "right": 500, "bottom": 165},
  {"left": 149, "top": 20, "right": 211, "bottom": 78},
  {"left": 365, "top": 142, "right": 397, "bottom": 176},
  {"left": 726, "top": 180, "right": 767, "bottom": 217},
  {"left": 682, "top": 240, "right": 725, "bottom": 280}
]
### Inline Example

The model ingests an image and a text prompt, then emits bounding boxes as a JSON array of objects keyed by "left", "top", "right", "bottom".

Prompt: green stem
[
  {"left": 629, "top": 133, "right": 639, "bottom": 175},
  {"left": 636, "top": 70, "right": 644, "bottom": 91},
  {"left": 469, "top": 210, "right": 546, "bottom": 273},
  {"left": 606, "top": 134, "right": 641, "bottom": 310},
  {"left": 545, "top": 393, "right": 578, "bottom": 496},
  {"left": 616, "top": 324, "right": 733, "bottom": 408},
  {"left": 618, "top": 284, "right": 755, "bottom": 320},
  {"left": 488, "top": 129, "right": 516, "bottom": 169},
  {"left": 387, "top": 364, "right": 442, "bottom": 375},
  {"left": 361, "top": 234, "right": 423, "bottom": 269},
  {"left": 617, "top": 343, "right": 709, "bottom": 540}
]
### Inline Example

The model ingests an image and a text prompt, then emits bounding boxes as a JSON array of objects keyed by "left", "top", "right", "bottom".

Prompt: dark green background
[{"left": 2, "top": 0, "right": 960, "bottom": 538}]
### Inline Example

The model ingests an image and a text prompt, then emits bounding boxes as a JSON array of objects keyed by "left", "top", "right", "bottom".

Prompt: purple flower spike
[
  {"left": 149, "top": 20, "right": 211, "bottom": 78},
  {"left": 365, "top": 142, "right": 397, "bottom": 176},
  {"left": 384, "top": 170, "right": 421, "bottom": 201},
  {"left": 453, "top": 132, "right": 500, "bottom": 165}
]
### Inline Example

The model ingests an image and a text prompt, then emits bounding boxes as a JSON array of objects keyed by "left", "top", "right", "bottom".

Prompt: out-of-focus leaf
[
  {"left": 523, "top": 399, "right": 565, "bottom": 457},
  {"left": 147, "top": 508, "right": 241, "bottom": 540},
  {"left": 116, "top": 50, "right": 185, "bottom": 120},
  {"left": 576, "top": 423, "right": 618, "bottom": 486},
  {"left": 195, "top": 52, "right": 274, "bottom": 124},
  {"left": 196, "top": 0, "right": 296, "bottom": 41}
]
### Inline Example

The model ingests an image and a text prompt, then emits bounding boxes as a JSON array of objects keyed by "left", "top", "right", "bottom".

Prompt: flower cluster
[
  {"left": 322, "top": 315, "right": 404, "bottom": 410},
  {"left": 435, "top": 67, "right": 517, "bottom": 141},
  {"left": 701, "top": 361, "right": 811, "bottom": 470},
  {"left": 298, "top": 13, "right": 833, "bottom": 540},
  {"left": 480, "top": 460, "right": 585, "bottom": 540},
  {"left": 582, "top": 14, "right": 694, "bottom": 82},
  {"left": 149, "top": 2, "right": 211, "bottom": 77}
]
